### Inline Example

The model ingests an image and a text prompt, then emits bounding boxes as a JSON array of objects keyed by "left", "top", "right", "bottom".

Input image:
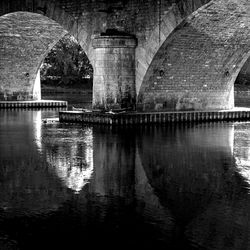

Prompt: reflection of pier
[
  {"left": 4, "top": 112, "right": 250, "bottom": 249},
  {"left": 41, "top": 122, "right": 250, "bottom": 249},
  {"left": 137, "top": 124, "right": 250, "bottom": 249},
  {"left": 41, "top": 124, "right": 173, "bottom": 232}
]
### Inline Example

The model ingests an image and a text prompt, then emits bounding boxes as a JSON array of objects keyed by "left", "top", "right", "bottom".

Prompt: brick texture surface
[
  {"left": 0, "top": 0, "right": 209, "bottom": 103},
  {"left": 3, "top": 0, "right": 248, "bottom": 111},
  {"left": 138, "top": 0, "right": 250, "bottom": 111},
  {"left": 0, "top": 12, "right": 66, "bottom": 100},
  {"left": 92, "top": 35, "right": 137, "bottom": 110}
]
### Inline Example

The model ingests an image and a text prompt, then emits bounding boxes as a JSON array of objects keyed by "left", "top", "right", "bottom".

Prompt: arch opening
[
  {"left": 40, "top": 33, "right": 93, "bottom": 108},
  {"left": 234, "top": 57, "right": 250, "bottom": 108}
]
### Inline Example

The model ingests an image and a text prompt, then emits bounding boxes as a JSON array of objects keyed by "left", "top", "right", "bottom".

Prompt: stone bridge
[{"left": 0, "top": 0, "right": 249, "bottom": 111}]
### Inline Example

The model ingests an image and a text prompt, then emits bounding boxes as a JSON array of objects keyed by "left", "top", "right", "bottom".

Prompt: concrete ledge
[
  {"left": 59, "top": 108, "right": 250, "bottom": 125},
  {"left": 0, "top": 100, "right": 67, "bottom": 109}
]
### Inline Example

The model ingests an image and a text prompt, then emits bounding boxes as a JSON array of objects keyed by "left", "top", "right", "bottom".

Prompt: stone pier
[{"left": 92, "top": 34, "right": 137, "bottom": 110}]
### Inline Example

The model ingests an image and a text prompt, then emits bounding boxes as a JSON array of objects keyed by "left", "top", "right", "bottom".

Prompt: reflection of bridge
[
  {"left": 38, "top": 119, "right": 250, "bottom": 248},
  {"left": 1, "top": 0, "right": 250, "bottom": 111},
  {"left": 2, "top": 111, "right": 250, "bottom": 247}
]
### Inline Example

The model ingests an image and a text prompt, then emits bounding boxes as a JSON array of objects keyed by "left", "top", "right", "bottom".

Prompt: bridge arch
[
  {"left": 0, "top": 11, "right": 92, "bottom": 101},
  {"left": 0, "top": 0, "right": 214, "bottom": 107},
  {"left": 138, "top": 0, "right": 250, "bottom": 111},
  {"left": 0, "top": 1, "right": 93, "bottom": 55},
  {"left": 135, "top": 0, "right": 211, "bottom": 95}
]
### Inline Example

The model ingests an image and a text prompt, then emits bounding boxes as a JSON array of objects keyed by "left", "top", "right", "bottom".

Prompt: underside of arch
[
  {"left": 138, "top": 124, "right": 250, "bottom": 248},
  {"left": 0, "top": 12, "right": 68, "bottom": 100},
  {"left": 135, "top": 0, "right": 211, "bottom": 95},
  {"left": 138, "top": 0, "right": 250, "bottom": 111}
]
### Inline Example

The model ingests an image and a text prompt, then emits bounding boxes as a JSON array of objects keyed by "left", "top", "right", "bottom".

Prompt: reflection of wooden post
[{"left": 92, "top": 35, "right": 137, "bottom": 110}]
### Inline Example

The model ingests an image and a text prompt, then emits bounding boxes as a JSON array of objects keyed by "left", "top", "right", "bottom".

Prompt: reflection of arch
[
  {"left": 0, "top": 11, "right": 92, "bottom": 101},
  {"left": 138, "top": 0, "right": 250, "bottom": 111},
  {"left": 234, "top": 123, "right": 250, "bottom": 188},
  {"left": 137, "top": 124, "right": 236, "bottom": 222},
  {"left": 136, "top": 123, "right": 250, "bottom": 248},
  {"left": 0, "top": 110, "right": 72, "bottom": 213},
  {"left": 135, "top": 147, "right": 174, "bottom": 235},
  {"left": 43, "top": 127, "right": 94, "bottom": 193},
  {"left": 36, "top": 124, "right": 95, "bottom": 193}
]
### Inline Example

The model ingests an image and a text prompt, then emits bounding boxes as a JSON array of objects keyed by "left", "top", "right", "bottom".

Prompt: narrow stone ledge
[
  {"left": 0, "top": 100, "right": 68, "bottom": 109},
  {"left": 59, "top": 108, "right": 250, "bottom": 125}
]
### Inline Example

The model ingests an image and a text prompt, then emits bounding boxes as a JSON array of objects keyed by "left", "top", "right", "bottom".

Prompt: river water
[{"left": 1, "top": 105, "right": 250, "bottom": 249}]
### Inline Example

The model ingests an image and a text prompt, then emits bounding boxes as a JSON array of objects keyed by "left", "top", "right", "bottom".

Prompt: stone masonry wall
[
  {"left": 92, "top": 35, "right": 137, "bottom": 110},
  {"left": 0, "top": 0, "right": 210, "bottom": 102},
  {"left": 2, "top": 0, "right": 249, "bottom": 111},
  {"left": 138, "top": 0, "right": 250, "bottom": 111},
  {"left": 0, "top": 12, "right": 66, "bottom": 100}
]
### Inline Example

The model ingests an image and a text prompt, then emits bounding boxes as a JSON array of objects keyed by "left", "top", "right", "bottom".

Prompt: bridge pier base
[{"left": 92, "top": 34, "right": 137, "bottom": 110}]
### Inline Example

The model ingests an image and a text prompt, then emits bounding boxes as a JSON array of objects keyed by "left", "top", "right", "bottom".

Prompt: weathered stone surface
[
  {"left": 2, "top": 0, "right": 250, "bottom": 111},
  {"left": 0, "top": 0, "right": 210, "bottom": 106},
  {"left": 92, "top": 35, "right": 137, "bottom": 110},
  {"left": 138, "top": 0, "right": 250, "bottom": 111},
  {"left": 0, "top": 12, "right": 66, "bottom": 100}
]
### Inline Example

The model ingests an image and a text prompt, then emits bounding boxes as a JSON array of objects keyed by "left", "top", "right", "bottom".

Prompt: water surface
[{"left": 1, "top": 109, "right": 250, "bottom": 249}]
